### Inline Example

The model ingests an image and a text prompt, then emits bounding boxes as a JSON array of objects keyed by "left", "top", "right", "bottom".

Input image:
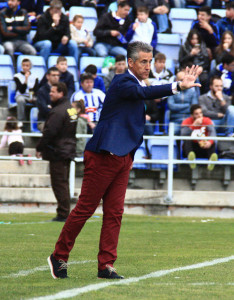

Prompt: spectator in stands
[
  {"left": 199, "top": 75, "right": 234, "bottom": 136},
  {"left": 210, "top": 53, "right": 234, "bottom": 96},
  {"left": 13, "top": 58, "right": 39, "bottom": 129},
  {"left": 70, "top": 73, "right": 105, "bottom": 124},
  {"left": 33, "top": 0, "right": 78, "bottom": 64},
  {"left": 20, "top": 0, "right": 44, "bottom": 23},
  {"left": 186, "top": 0, "right": 212, "bottom": 8},
  {"left": 169, "top": 0, "right": 185, "bottom": 7},
  {"left": 181, "top": 104, "right": 217, "bottom": 171},
  {"left": 0, "top": 0, "right": 37, "bottom": 64},
  {"left": 135, "top": 0, "right": 170, "bottom": 33},
  {"left": 216, "top": 2, "right": 234, "bottom": 37},
  {"left": 39, "top": 56, "right": 75, "bottom": 99},
  {"left": 70, "top": 14, "right": 96, "bottom": 66},
  {"left": 212, "top": 0, "right": 232, "bottom": 9},
  {"left": 168, "top": 70, "right": 198, "bottom": 135},
  {"left": 125, "top": 6, "right": 157, "bottom": 55},
  {"left": 0, "top": 116, "right": 32, "bottom": 166},
  {"left": 148, "top": 52, "right": 174, "bottom": 128},
  {"left": 93, "top": 0, "right": 131, "bottom": 57},
  {"left": 103, "top": 54, "right": 127, "bottom": 91},
  {"left": 215, "top": 30, "right": 234, "bottom": 65},
  {"left": 36, "top": 82, "right": 78, "bottom": 222},
  {"left": 191, "top": 6, "right": 220, "bottom": 58},
  {"left": 179, "top": 29, "right": 210, "bottom": 94},
  {"left": 37, "top": 67, "right": 60, "bottom": 132},
  {"left": 84, "top": 64, "right": 106, "bottom": 93}
]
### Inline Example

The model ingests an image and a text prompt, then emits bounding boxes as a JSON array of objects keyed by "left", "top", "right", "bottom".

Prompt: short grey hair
[
  {"left": 127, "top": 42, "right": 153, "bottom": 62},
  {"left": 50, "top": 0, "right": 63, "bottom": 9}
]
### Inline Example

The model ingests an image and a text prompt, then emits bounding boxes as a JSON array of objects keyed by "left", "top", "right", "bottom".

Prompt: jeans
[
  {"left": 15, "top": 95, "right": 28, "bottom": 121},
  {"left": 3, "top": 40, "right": 36, "bottom": 65},
  {"left": 34, "top": 39, "right": 79, "bottom": 64},
  {"left": 94, "top": 42, "right": 127, "bottom": 57},
  {"left": 212, "top": 106, "right": 234, "bottom": 136},
  {"left": 151, "top": 14, "right": 169, "bottom": 33}
]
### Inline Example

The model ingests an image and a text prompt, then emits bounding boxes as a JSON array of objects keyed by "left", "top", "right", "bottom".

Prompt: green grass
[{"left": 0, "top": 214, "right": 234, "bottom": 299}]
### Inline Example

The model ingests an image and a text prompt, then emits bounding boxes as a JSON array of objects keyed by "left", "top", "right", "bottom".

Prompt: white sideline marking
[
  {"left": 0, "top": 219, "right": 100, "bottom": 225},
  {"left": 1, "top": 260, "right": 96, "bottom": 279},
  {"left": 28, "top": 255, "right": 234, "bottom": 300}
]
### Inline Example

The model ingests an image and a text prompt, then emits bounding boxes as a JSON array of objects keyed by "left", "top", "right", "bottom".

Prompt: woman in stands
[
  {"left": 179, "top": 29, "right": 210, "bottom": 94},
  {"left": 215, "top": 30, "right": 234, "bottom": 65}
]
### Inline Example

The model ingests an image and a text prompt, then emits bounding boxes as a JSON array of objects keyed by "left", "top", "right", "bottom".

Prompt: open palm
[{"left": 180, "top": 65, "right": 203, "bottom": 90}]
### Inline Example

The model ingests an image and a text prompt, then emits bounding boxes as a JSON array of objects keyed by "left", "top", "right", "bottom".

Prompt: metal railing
[{"left": 1, "top": 123, "right": 234, "bottom": 203}]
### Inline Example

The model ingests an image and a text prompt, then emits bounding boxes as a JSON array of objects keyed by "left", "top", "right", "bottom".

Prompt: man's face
[
  {"left": 47, "top": 71, "right": 60, "bottom": 85},
  {"left": 224, "top": 61, "right": 234, "bottom": 72},
  {"left": 81, "top": 79, "right": 94, "bottom": 93},
  {"left": 50, "top": 86, "right": 63, "bottom": 102},
  {"left": 22, "top": 61, "right": 31, "bottom": 73},
  {"left": 50, "top": 7, "right": 61, "bottom": 16},
  {"left": 210, "top": 79, "right": 223, "bottom": 94},
  {"left": 115, "top": 60, "right": 126, "bottom": 74},
  {"left": 137, "top": 12, "right": 148, "bottom": 23},
  {"left": 56, "top": 61, "right": 68, "bottom": 73},
  {"left": 8, "top": 0, "right": 19, "bottom": 10},
  {"left": 154, "top": 59, "right": 166, "bottom": 73},
  {"left": 128, "top": 51, "right": 152, "bottom": 81},
  {"left": 226, "top": 8, "right": 234, "bottom": 20},
  {"left": 198, "top": 11, "right": 211, "bottom": 23},
  {"left": 117, "top": 5, "right": 130, "bottom": 19},
  {"left": 192, "top": 108, "right": 203, "bottom": 120}
]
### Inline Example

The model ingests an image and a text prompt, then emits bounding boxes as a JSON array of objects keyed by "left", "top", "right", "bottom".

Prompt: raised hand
[{"left": 180, "top": 65, "right": 202, "bottom": 91}]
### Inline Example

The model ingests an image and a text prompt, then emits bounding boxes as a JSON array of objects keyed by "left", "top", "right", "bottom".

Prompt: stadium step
[
  {"left": 0, "top": 148, "right": 35, "bottom": 156},
  {"left": 0, "top": 160, "right": 49, "bottom": 174},
  {"left": 0, "top": 107, "right": 9, "bottom": 120},
  {"left": 0, "top": 174, "right": 50, "bottom": 187}
]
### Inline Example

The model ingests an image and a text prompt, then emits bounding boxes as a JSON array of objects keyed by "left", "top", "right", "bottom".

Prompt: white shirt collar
[{"left": 128, "top": 69, "right": 146, "bottom": 87}]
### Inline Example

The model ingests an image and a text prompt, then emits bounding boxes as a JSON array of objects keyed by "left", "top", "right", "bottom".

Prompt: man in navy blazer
[{"left": 48, "top": 41, "right": 202, "bottom": 280}]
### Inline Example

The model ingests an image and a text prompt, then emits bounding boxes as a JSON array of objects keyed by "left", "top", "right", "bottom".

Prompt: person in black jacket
[
  {"left": 39, "top": 56, "right": 75, "bottom": 99},
  {"left": 93, "top": 0, "right": 131, "bottom": 57},
  {"left": 36, "top": 67, "right": 60, "bottom": 132},
  {"left": 36, "top": 82, "right": 78, "bottom": 222},
  {"left": 0, "top": 0, "right": 37, "bottom": 64},
  {"left": 33, "top": 0, "right": 78, "bottom": 64}
]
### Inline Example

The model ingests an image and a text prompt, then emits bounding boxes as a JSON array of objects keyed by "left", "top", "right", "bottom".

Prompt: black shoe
[
  {"left": 47, "top": 254, "right": 68, "bottom": 279},
  {"left": 51, "top": 216, "right": 67, "bottom": 222},
  {"left": 98, "top": 265, "right": 124, "bottom": 279}
]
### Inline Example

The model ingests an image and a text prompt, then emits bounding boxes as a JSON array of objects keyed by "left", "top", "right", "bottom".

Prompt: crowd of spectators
[{"left": 0, "top": 0, "right": 233, "bottom": 163}]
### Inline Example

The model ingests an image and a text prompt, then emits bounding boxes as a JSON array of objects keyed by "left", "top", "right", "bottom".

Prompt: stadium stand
[
  {"left": 69, "top": 6, "right": 98, "bottom": 32},
  {"left": 156, "top": 33, "right": 181, "bottom": 62},
  {"left": 79, "top": 56, "right": 105, "bottom": 75},
  {"left": 169, "top": 8, "right": 197, "bottom": 35}
]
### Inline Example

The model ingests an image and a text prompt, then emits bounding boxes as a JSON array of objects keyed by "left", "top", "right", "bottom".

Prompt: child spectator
[
  {"left": 126, "top": 6, "right": 157, "bottom": 55},
  {"left": 191, "top": 6, "right": 220, "bottom": 58},
  {"left": 215, "top": 30, "right": 234, "bottom": 65},
  {"left": 179, "top": 29, "right": 210, "bottom": 94},
  {"left": 39, "top": 56, "right": 75, "bottom": 99},
  {"left": 13, "top": 58, "right": 39, "bottom": 129},
  {"left": 72, "top": 99, "right": 95, "bottom": 157},
  {"left": 0, "top": 116, "right": 32, "bottom": 165},
  {"left": 70, "top": 14, "right": 96, "bottom": 65},
  {"left": 84, "top": 64, "right": 106, "bottom": 93}
]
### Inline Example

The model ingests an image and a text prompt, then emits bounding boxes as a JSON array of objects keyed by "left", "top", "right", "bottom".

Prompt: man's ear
[{"left": 128, "top": 58, "right": 133, "bottom": 68}]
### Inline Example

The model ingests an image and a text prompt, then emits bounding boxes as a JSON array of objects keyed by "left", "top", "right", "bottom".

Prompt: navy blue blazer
[{"left": 85, "top": 71, "right": 174, "bottom": 157}]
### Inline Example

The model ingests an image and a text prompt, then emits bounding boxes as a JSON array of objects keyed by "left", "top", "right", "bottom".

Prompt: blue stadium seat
[
  {"left": 80, "top": 56, "right": 105, "bottom": 75},
  {"left": 133, "top": 142, "right": 149, "bottom": 169},
  {"left": 69, "top": 6, "right": 98, "bottom": 32},
  {"left": 48, "top": 55, "right": 79, "bottom": 82},
  {"left": 16, "top": 55, "right": 47, "bottom": 81},
  {"left": 156, "top": 33, "right": 181, "bottom": 62},
  {"left": 148, "top": 138, "right": 178, "bottom": 170},
  {"left": 30, "top": 107, "right": 40, "bottom": 133},
  {"left": 169, "top": 8, "right": 197, "bottom": 35},
  {"left": 0, "top": 54, "right": 16, "bottom": 107},
  {"left": 211, "top": 9, "right": 226, "bottom": 18}
]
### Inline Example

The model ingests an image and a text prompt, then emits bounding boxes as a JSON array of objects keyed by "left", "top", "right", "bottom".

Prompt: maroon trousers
[{"left": 53, "top": 150, "right": 132, "bottom": 270}]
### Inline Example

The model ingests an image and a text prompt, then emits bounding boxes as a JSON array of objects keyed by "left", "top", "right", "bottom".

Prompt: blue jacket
[
  {"left": 217, "top": 17, "right": 234, "bottom": 38},
  {"left": 85, "top": 71, "right": 173, "bottom": 156}
]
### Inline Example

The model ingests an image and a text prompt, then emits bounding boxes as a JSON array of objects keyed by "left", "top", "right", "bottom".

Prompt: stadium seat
[
  {"left": 16, "top": 55, "right": 47, "bottom": 81},
  {"left": 148, "top": 138, "right": 178, "bottom": 170},
  {"left": 69, "top": 6, "right": 98, "bottom": 32},
  {"left": 169, "top": 8, "right": 197, "bottom": 35},
  {"left": 133, "top": 141, "right": 149, "bottom": 169},
  {"left": 80, "top": 56, "right": 105, "bottom": 75},
  {"left": 30, "top": 107, "right": 40, "bottom": 133},
  {"left": 48, "top": 55, "right": 79, "bottom": 82},
  {"left": 156, "top": 33, "right": 181, "bottom": 62},
  {"left": 0, "top": 54, "right": 16, "bottom": 107}
]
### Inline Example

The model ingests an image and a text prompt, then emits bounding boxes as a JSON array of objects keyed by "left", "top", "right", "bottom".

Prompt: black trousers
[
  {"left": 9, "top": 141, "right": 24, "bottom": 155},
  {"left": 49, "top": 160, "right": 71, "bottom": 219},
  {"left": 183, "top": 140, "right": 216, "bottom": 159}
]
